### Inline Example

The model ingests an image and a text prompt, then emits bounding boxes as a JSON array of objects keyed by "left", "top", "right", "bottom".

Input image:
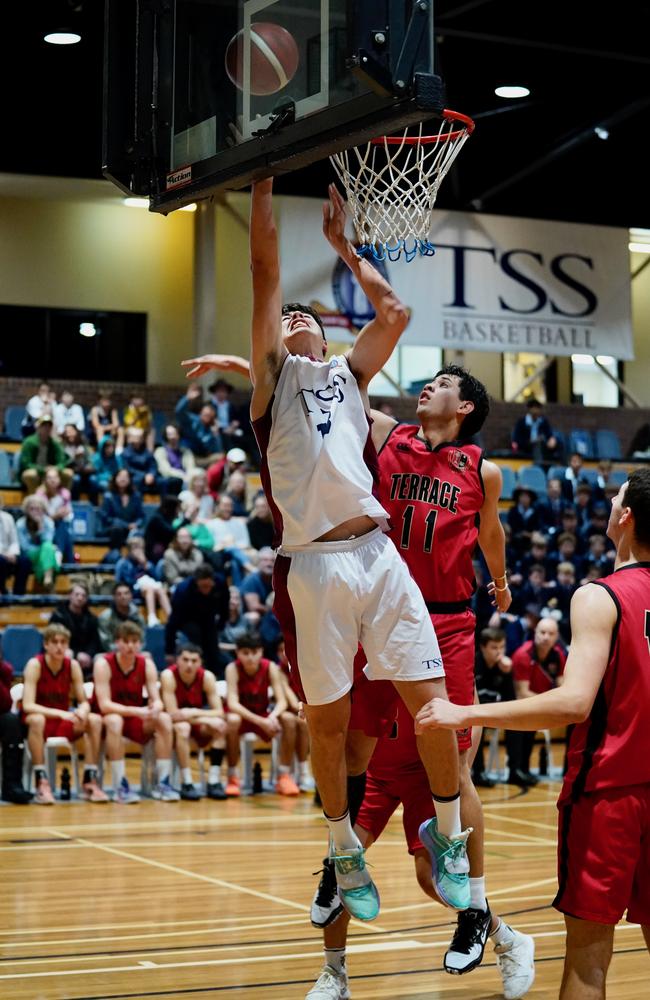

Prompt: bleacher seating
[
  {"left": 547, "top": 464, "right": 567, "bottom": 482},
  {"left": 516, "top": 465, "right": 547, "bottom": 495},
  {"left": 499, "top": 466, "right": 516, "bottom": 500},
  {"left": 144, "top": 624, "right": 166, "bottom": 671},
  {"left": 3, "top": 406, "right": 26, "bottom": 443},
  {"left": 595, "top": 429, "right": 623, "bottom": 460},
  {"left": 71, "top": 501, "right": 100, "bottom": 540},
  {"left": 2, "top": 625, "right": 43, "bottom": 665},
  {"left": 0, "top": 451, "right": 14, "bottom": 488},
  {"left": 568, "top": 429, "right": 595, "bottom": 459}
]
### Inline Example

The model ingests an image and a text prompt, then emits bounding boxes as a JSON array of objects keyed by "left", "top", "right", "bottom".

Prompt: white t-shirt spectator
[
  {"left": 54, "top": 402, "right": 85, "bottom": 435},
  {"left": 206, "top": 516, "right": 251, "bottom": 551}
]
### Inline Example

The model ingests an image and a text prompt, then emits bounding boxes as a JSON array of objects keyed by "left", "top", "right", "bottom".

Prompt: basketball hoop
[{"left": 330, "top": 111, "right": 474, "bottom": 263}]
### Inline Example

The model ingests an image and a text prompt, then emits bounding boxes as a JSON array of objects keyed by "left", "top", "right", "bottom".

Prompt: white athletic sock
[
  {"left": 324, "top": 948, "right": 346, "bottom": 974},
  {"left": 299, "top": 760, "right": 310, "bottom": 778},
  {"left": 111, "top": 759, "right": 126, "bottom": 788},
  {"left": 432, "top": 792, "right": 461, "bottom": 838},
  {"left": 325, "top": 809, "right": 360, "bottom": 852},
  {"left": 156, "top": 759, "right": 171, "bottom": 783},
  {"left": 490, "top": 919, "right": 515, "bottom": 948},
  {"left": 469, "top": 876, "right": 487, "bottom": 911},
  {"left": 208, "top": 765, "right": 221, "bottom": 783},
  {"left": 227, "top": 766, "right": 238, "bottom": 778},
  {"left": 278, "top": 764, "right": 290, "bottom": 774},
  {"left": 181, "top": 767, "right": 193, "bottom": 785}
]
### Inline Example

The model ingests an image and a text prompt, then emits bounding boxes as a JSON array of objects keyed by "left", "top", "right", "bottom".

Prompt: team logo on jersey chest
[{"left": 448, "top": 449, "right": 471, "bottom": 473}]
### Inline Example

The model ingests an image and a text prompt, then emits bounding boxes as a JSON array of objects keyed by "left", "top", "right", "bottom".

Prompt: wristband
[{"left": 494, "top": 583, "right": 510, "bottom": 593}]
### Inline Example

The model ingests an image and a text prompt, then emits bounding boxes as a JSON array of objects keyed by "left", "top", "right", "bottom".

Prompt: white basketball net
[{"left": 330, "top": 113, "right": 474, "bottom": 262}]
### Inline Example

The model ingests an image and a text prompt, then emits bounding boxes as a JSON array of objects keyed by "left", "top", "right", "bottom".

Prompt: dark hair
[
  {"left": 236, "top": 630, "right": 263, "bottom": 651},
  {"left": 115, "top": 620, "right": 143, "bottom": 641},
  {"left": 480, "top": 627, "right": 506, "bottom": 645},
  {"left": 159, "top": 494, "right": 181, "bottom": 520},
  {"left": 432, "top": 365, "right": 490, "bottom": 439},
  {"left": 526, "top": 397, "right": 542, "bottom": 409},
  {"left": 208, "top": 379, "right": 233, "bottom": 393},
  {"left": 176, "top": 642, "right": 203, "bottom": 658},
  {"left": 163, "top": 423, "right": 181, "bottom": 443},
  {"left": 111, "top": 468, "right": 133, "bottom": 494},
  {"left": 622, "top": 467, "right": 650, "bottom": 546},
  {"left": 282, "top": 302, "right": 326, "bottom": 338},
  {"left": 194, "top": 565, "right": 215, "bottom": 581},
  {"left": 113, "top": 581, "right": 132, "bottom": 594}
]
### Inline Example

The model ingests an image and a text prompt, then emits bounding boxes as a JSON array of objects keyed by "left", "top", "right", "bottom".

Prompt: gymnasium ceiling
[{"left": 3, "top": 1, "right": 649, "bottom": 230}]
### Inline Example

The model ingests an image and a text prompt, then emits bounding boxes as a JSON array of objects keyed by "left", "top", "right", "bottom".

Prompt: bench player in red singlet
[
  {"left": 182, "top": 180, "right": 471, "bottom": 921},
  {"left": 417, "top": 467, "right": 650, "bottom": 1000},
  {"left": 93, "top": 620, "right": 179, "bottom": 803},
  {"left": 275, "top": 637, "right": 312, "bottom": 791},
  {"left": 22, "top": 623, "right": 107, "bottom": 804},
  {"left": 160, "top": 643, "right": 228, "bottom": 801}
]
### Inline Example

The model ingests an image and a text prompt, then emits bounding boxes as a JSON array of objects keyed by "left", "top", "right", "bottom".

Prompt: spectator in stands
[
  {"left": 115, "top": 535, "right": 171, "bottom": 628},
  {"left": 22, "top": 623, "right": 107, "bottom": 804},
  {"left": 144, "top": 494, "right": 180, "bottom": 564},
  {"left": 627, "top": 421, "right": 650, "bottom": 459},
  {"left": 507, "top": 486, "right": 540, "bottom": 552},
  {"left": 175, "top": 385, "right": 224, "bottom": 466},
  {"left": 224, "top": 631, "right": 300, "bottom": 797},
  {"left": 0, "top": 652, "right": 32, "bottom": 803},
  {"left": 206, "top": 495, "right": 255, "bottom": 586},
  {"left": 517, "top": 531, "right": 554, "bottom": 579},
  {"left": 97, "top": 582, "right": 145, "bottom": 651},
  {"left": 563, "top": 451, "right": 589, "bottom": 499},
  {"left": 511, "top": 397, "right": 560, "bottom": 463},
  {"left": 0, "top": 498, "right": 31, "bottom": 595},
  {"left": 579, "top": 500, "right": 613, "bottom": 547},
  {"left": 121, "top": 427, "right": 161, "bottom": 494},
  {"left": 240, "top": 547, "right": 275, "bottom": 620},
  {"left": 154, "top": 424, "right": 196, "bottom": 494},
  {"left": 92, "top": 434, "right": 122, "bottom": 493},
  {"left": 494, "top": 601, "right": 542, "bottom": 656},
  {"left": 49, "top": 581, "right": 102, "bottom": 676},
  {"left": 219, "top": 585, "right": 254, "bottom": 655},
  {"left": 580, "top": 534, "right": 613, "bottom": 580},
  {"left": 123, "top": 392, "right": 154, "bottom": 451},
  {"left": 224, "top": 469, "right": 250, "bottom": 516},
  {"left": 511, "top": 617, "right": 566, "bottom": 783},
  {"left": 207, "top": 379, "right": 244, "bottom": 452},
  {"left": 162, "top": 527, "right": 205, "bottom": 589},
  {"left": 89, "top": 389, "right": 121, "bottom": 447},
  {"left": 596, "top": 459, "right": 614, "bottom": 492},
  {"left": 165, "top": 564, "right": 229, "bottom": 676},
  {"left": 93, "top": 621, "right": 179, "bottom": 803},
  {"left": 549, "top": 530, "right": 583, "bottom": 578},
  {"left": 207, "top": 446, "right": 247, "bottom": 498},
  {"left": 23, "top": 382, "right": 56, "bottom": 436},
  {"left": 553, "top": 506, "right": 585, "bottom": 552},
  {"left": 178, "top": 469, "right": 215, "bottom": 521},
  {"left": 161, "top": 643, "right": 228, "bottom": 800},
  {"left": 36, "top": 466, "right": 74, "bottom": 563},
  {"left": 472, "top": 627, "right": 514, "bottom": 787},
  {"left": 19, "top": 414, "right": 73, "bottom": 493},
  {"left": 514, "top": 562, "right": 556, "bottom": 614},
  {"left": 247, "top": 492, "right": 274, "bottom": 550},
  {"left": 99, "top": 468, "right": 145, "bottom": 551},
  {"left": 535, "top": 477, "right": 565, "bottom": 534},
  {"left": 61, "top": 424, "right": 99, "bottom": 502},
  {"left": 553, "top": 561, "right": 577, "bottom": 640},
  {"left": 175, "top": 503, "right": 223, "bottom": 573},
  {"left": 54, "top": 390, "right": 85, "bottom": 436},
  {"left": 574, "top": 482, "right": 595, "bottom": 532},
  {"left": 16, "top": 494, "right": 60, "bottom": 591}
]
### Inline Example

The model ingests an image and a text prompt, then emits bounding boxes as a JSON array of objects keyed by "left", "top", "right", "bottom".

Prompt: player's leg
[
  {"left": 174, "top": 721, "right": 201, "bottom": 800},
  {"left": 275, "top": 710, "right": 300, "bottom": 796},
  {"left": 560, "top": 916, "right": 614, "bottom": 1000},
  {"left": 150, "top": 712, "right": 180, "bottom": 800},
  {"left": 295, "top": 714, "right": 312, "bottom": 791},
  {"left": 81, "top": 712, "right": 108, "bottom": 801},
  {"left": 105, "top": 713, "right": 139, "bottom": 803},
  {"left": 198, "top": 719, "right": 227, "bottom": 798},
  {"left": 225, "top": 712, "right": 243, "bottom": 795},
  {"left": 25, "top": 713, "right": 54, "bottom": 804}
]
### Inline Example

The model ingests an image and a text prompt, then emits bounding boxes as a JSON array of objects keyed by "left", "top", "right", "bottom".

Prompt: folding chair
[{"left": 12, "top": 683, "right": 81, "bottom": 796}]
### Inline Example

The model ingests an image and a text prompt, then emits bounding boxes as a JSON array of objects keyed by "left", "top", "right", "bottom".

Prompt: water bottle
[
  {"left": 252, "top": 761, "right": 263, "bottom": 794},
  {"left": 60, "top": 767, "right": 71, "bottom": 800}
]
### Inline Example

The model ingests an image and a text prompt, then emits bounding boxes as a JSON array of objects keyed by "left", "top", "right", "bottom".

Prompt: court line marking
[
  {"left": 483, "top": 826, "right": 556, "bottom": 846},
  {"left": 0, "top": 811, "right": 325, "bottom": 837},
  {"left": 0, "top": 915, "right": 306, "bottom": 938},
  {"left": 0, "top": 837, "right": 550, "bottom": 853},
  {"left": 483, "top": 811, "right": 559, "bottom": 833},
  {"left": 379, "top": 892, "right": 554, "bottom": 914}
]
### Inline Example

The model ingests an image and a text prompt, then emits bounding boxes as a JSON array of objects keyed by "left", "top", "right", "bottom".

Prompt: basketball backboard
[{"left": 103, "top": 0, "right": 444, "bottom": 212}]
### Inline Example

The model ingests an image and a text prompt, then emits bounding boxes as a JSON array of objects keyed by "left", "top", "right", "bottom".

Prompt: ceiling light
[
  {"left": 180, "top": 203, "right": 197, "bottom": 212},
  {"left": 594, "top": 126, "right": 609, "bottom": 140},
  {"left": 630, "top": 228, "right": 650, "bottom": 238},
  {"left": 629, "top": 242, "right": 650, "bottom": 254},
  {"left": 123, "top": 197, "right": 150, "bottom": 209},
  {"left": 44, "top": 32, "right": 81, "bottom": 45},
  {"left": 79, "top": 323, "right": 97, "bottom": 338},
  {"left": 494, "top": 85, "right": 530, "bottom": 99}
]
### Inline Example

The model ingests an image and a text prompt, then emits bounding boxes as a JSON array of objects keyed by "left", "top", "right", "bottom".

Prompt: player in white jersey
[{"left": 182, "top": 178, "right": 471, "bottom": 918}]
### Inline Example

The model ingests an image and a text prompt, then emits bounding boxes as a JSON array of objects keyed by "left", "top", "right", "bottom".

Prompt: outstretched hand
[
  {"left": 181, "top": 355, "right": 236, "bottom": 379},
  {"left": 322, "top": 182, "right": 349, "bottom": 254},
  {"left": 414, "top": 697, "right": 468, "bottom": 734},
  {"left": 488, "top": 580, "right": 512, "bottom": 613}
]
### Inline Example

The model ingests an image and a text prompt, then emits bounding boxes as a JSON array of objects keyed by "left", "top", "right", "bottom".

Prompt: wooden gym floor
[{"left": 0, "top": 772, "right": 647, "bottom": 1000}]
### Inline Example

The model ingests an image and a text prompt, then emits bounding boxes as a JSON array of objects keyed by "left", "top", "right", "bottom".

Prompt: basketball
[{"left": 225, "top": 23, "right": 299, "bottom": 97}]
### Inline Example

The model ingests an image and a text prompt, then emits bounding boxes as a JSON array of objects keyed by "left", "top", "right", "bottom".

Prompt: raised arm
[
  {"left": 369, "top": 408, "right": 398, "bottom": 452},
  {"left": 478, "top": 461, "right": 511, "bottom": 613},
  {"left": 181, "top": 355, "right": 252, "bottom": 381},
  {"left": 323, "top": 184, "right": 409, "bottom": 390}
]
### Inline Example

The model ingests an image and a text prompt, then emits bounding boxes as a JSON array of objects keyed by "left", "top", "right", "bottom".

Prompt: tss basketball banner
[{"left": 279, "top": 198, "right": 633, "bottom": 360}]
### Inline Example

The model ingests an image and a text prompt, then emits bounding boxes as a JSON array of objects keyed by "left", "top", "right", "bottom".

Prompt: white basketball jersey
[{"left": 253, "top": 354, "right": 389, "bottom": 547}]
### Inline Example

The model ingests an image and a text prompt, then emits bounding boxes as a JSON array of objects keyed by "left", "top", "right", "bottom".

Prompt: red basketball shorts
[
  {"left": 43, "top": 718, "right": 82, "bottom": 742},
  {"left": 554, "top": 783, "right": 650, "bottom": 925},
  {"left": 356, "top": 765, "right": 435, "bottom": 855},
  {"left": 121, "top": 717, "right": 152, "bottom": 745},
  {"left": 190, "top": 724, "right": 213, "bottom": 748},
  {"left": 239, "top": 718, "right": 272, "bottom": 742},
  {"left": 349, "top": 610, "right": 476, "bottom": 750}
]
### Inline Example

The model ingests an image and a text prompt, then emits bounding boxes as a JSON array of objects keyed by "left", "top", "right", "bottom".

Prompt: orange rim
[{"left": 371, "top": 109, "right": 475, "bottom": 145}]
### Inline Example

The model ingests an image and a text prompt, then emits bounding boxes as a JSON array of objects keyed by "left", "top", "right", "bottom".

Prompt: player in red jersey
[
  {"left": 22, "top": 623, "right": 107, "bottom": 804},
  {"left": 275, "top": 637, "right": 312, "bottom": 791},
  {"left": 307, "top": 693, "right": 535, "bottom": 1000},
  {"left": 93, "top": 620, "right": 179, "bottom": 803},
  {"left": 160, "top": 642, "right": 228, "bottom": 800},
  {"left": 224, "top": 630, "right": 301, "bottom": 797},
  {"left": 417, "top": 467, "right": 650, "bottom": 1000}
]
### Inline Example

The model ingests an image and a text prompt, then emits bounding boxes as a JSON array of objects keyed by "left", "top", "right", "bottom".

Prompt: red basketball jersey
[
  {"left": 561, "top": 562, "right": 650, "bottom": 802},
  {"left": 170, "top": 664, "right": 206, "bottom": 710},
  {"left": 367, "top": 694, "right": 420, "bottom": 777},
  {"left": 105, "top": 652, "right": 147, "bottom": 708},
  {"left": 34, "top": 654, "right": 72, "bottom": 710},
  {"left": 378, "top": 424, "right": 484, "bottom": 603},
  {"left": 236, "top": 658, "right": 271, "bottom": 717}
]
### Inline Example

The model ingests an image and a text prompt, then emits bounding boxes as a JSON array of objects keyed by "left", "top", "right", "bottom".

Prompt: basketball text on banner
[{"left": 279, "top": 199, "right": 633, "bottom": 360}]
